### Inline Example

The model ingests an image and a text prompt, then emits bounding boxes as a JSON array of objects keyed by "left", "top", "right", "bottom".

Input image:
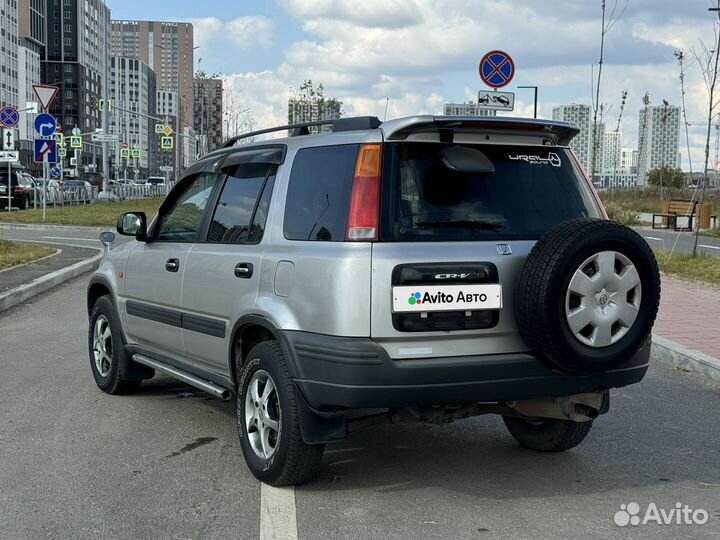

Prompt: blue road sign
[
  {"left": 0, "top": 106, "right": 19, "bottom": 128},
  {"left": 479, "top": 50, "right": 515, "bottom": 89},
  {"left": 34, "top": 113, "right": 57, "bottom": 138},
  {"left": 51, "top": 166, "right": 62, "bottom": 177},
  {"left": 34, "top": 139, "right": 58, "bottom": 164}
]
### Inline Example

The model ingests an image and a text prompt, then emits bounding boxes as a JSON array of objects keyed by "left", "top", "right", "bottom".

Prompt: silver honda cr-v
[{"left": 87, "top": 115, "right": 660, "bottom": 485}]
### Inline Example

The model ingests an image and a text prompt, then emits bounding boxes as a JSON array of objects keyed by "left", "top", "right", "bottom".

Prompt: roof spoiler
[{"left": 381, "top": 115, "right": 580, "bottom": 146}]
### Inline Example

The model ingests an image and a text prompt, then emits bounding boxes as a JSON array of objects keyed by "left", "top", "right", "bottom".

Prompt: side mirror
[
  {"left": 98, "top": 231, "right": 116, "bottom": 249},
  {"left": 117, "top": 212, "right": 147, "bottom": 241}
]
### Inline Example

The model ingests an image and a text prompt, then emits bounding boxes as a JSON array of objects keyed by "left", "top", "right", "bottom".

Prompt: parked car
[
  {"left": 88, "top": 115, "right": 661, "bottom": 486},
  {"left": 146, "top": 176, "right": 165, "bottom": 185},
  {"left": 34, "top": 178, "right": 62, "bottom": 205},
  {"left": 62, "top": 179, "right": 92, "bottom": 204},
  {"left": 0, "top": 171, "right": 37, "bottom": 210}
]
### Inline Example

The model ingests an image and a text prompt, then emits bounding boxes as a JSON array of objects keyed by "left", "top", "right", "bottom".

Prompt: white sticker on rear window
[{"left": 508, "top": 152, "right": 561, "bottom": 167}]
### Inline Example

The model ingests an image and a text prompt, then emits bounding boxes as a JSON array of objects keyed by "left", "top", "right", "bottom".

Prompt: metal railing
[{"left": 31, "top": 182, "right": 173, "bottom": 207}]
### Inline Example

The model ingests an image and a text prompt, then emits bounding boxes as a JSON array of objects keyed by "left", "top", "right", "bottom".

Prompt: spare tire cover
[{"left": 515, "top": 218, "right": 660, "bottom": 374}]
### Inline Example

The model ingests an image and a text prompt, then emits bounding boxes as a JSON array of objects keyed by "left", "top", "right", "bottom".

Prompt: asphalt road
[
  {"left": 634, "top": 227, "right": 720, "bottom": 257},
  {"left": 1, "top": 276, "right": 719, "bottom": 539}
]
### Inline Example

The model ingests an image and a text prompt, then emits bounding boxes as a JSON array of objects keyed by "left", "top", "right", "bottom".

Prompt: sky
[{"left": 107, "top": 0, "right": 720, "bottom": 171}]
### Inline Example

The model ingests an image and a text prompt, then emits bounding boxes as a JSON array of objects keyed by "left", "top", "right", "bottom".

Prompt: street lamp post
[{"left": 517, "top": 86, "right": 539, "bottom": 118}]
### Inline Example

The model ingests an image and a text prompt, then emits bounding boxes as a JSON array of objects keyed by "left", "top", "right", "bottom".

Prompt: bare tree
[
  {"left": 690, "top": 3, "right": 720, "bottom": 256},
  {"left": 590, "top": 0, "right": 629, "bottom": 184},
  {"left": 674, "top": 50, "right": 694, "bottom": 180},
  {"left": 610, "top": 89, "right": 628, "bottom": 191}
]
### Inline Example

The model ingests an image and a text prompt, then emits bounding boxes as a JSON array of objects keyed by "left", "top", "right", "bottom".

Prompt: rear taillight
[
  {"left": 346, "top": 144, "right": 382, "bottom": 241},
  {"left": 14, "top": 187, "right": 24, "bottom": 194}
]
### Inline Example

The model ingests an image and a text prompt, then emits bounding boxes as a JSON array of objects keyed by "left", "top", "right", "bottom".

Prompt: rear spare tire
[{"left": 515, "top": 218, "right": 660, "bottom": 374}]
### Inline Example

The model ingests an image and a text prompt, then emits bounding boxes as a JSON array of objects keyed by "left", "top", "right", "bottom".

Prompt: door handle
[
  {"left": 165, "top": 258, "right": 180, "bottom": 272},
  {"left": 234, "top": 263, "right": 253, "bottom": 279}
]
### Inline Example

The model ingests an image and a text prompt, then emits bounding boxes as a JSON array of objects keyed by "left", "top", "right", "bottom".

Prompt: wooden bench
[{"left": 652, "top": 200, "right": 697, "bottom": 231}]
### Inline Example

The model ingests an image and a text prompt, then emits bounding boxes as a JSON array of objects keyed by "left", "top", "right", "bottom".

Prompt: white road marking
[
  {"left": 699, "top": 244, "right": 720, "bottom": 250},
  {"left": 40, "top": 236, "right": 99, "bottom": 242},
  {"left": 643, "top": 236, "right": 663, "bottom": 241},
  {"left": 260, "top": 484, "right": 298, "bottom": 540}
]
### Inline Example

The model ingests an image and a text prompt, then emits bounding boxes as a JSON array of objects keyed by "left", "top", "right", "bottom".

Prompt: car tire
[
  {"left": 88, "top": 295, "right": 142, "bottom": 394},
  {"left": 515, "top": 218, "right": 660, "bottom": 374},
  {"left": 503, "top": 416, "right": 593, "bottom": 452},
  {"left": 22, "top": 195, "right": 30, "bottom": 210},
  {"left": 237, "top": 341, "right": 324, "bottom": 486}
]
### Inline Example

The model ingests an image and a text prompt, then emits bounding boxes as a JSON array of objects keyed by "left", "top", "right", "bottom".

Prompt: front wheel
[
  {"left": 88, "top": 296, "right": 142, "bottom": 394},
  {"left": 503, "top": 415, "right": 593, "bottom": 452},
  {"left": 237, "top": 341, "right": 324, "bottom": 486}
]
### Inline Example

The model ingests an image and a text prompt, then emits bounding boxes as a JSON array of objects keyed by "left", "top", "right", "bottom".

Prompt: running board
[{"left": 132, "top": 354, "right": 231, "bottom": 400}]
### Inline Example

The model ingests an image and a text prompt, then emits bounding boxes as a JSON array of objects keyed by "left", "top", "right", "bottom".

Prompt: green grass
[
  {"left": 0, "top": 198, "right": 164, "bottom": 227},
  {"left": 599, "top": 187, "right": 720, "bottom": 214},
  {"left": 0, "top": 240, "right": 55, "bottom": 271},
  {"left": 654, "top": 249, "right": 720, "bottom": 285}
]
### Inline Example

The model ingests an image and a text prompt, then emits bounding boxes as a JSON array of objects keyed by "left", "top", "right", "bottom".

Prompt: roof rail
[{"left": 221, "top": 116, "right": 382, "bottom": 148}]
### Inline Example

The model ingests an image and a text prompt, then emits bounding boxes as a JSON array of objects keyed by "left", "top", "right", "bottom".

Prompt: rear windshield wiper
[{"left": 416, "top": 219, "right": 505, "bottom": 231}]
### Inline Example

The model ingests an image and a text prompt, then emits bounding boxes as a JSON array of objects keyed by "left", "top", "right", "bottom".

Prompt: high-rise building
[
  {"left": 637, "top": 103, "right": 681, "bottom": 184},
  {"left": 111, "top": 20, "right": 194, "bottom": 128},
  {"left": 0, "top": 0, "right": 20, "bottom": 109},
  {"left": 17, "top": 0, "right": 45, "bottom": 170},
  {"left": 193, "top": 77, "right": 223, "bottom": 154},
  {"left": 601, "top": 131, "right": 622, "bottom": 172},
  {"left": 109, "top": 57, "right": 156, "bottom": 179},
  {"left": 442, "top": 101, "right": 497, "bottom": 117},
  {"left": 620, "top": 147, "right": 639, "bottom": 169},
  {"left": 288, "top": 96, "right": 342, "bottom": 132},
  {"left": 42, "top": 0, "right": 111, "bottom": 174},
  {"left": 552, "top": 104, "right": 593, "bottom": 173}
]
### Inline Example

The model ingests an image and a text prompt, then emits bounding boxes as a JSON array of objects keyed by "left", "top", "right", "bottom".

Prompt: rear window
[
  {"left": 380, "top": 143, "right": 601, "bottom": 242},
  {"left": 283, "top": 144, "right": 358, "bottom": 241}
]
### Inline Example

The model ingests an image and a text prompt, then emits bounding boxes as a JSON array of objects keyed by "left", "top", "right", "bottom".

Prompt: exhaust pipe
[
  {"left": 510, "top": 393, "right": 605, "bottom": 422},
  {"left": 133, "top": 354, "right": 231, "bottom": 400}
]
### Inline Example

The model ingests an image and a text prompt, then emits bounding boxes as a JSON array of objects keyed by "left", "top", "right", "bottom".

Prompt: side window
[
  {"left": 155, "top": 172, "right": 220, "bottom": 242},
  {"left": 283, "top": 144, "right": 358, "bottom": 241},
  {"left": 207, "top": 163, "right": 276, "bottom": 244}
]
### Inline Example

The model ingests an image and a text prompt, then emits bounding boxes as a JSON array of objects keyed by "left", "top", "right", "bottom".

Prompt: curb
[
  {"left": 0, "top": 222, "right": 108, "bottom": 233},
  {"left": 652, "top": 334, "right": 720, "bottom": 384},
  {"left": 0, "top": 251, "right": 103, "bottom": 313}
]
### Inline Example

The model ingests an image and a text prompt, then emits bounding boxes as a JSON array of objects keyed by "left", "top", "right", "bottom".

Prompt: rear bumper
[{"left": 280, "top": 330, "right": 651, "bottom": 410}]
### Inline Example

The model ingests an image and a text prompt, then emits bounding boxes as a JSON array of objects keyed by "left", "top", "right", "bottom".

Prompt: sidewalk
[
  {"left": 652, "top": 275, "right": 720, "bottom": 383},
  {"left": 0, "top": 242, "right": 101, "bottom": 312},
  {"left": 654, "top": 276, "right": 720, "bottom": 360}
]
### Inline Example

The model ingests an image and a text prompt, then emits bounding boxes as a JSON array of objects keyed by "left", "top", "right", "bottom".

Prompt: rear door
[
  {"left": 122, "top": 172, "right": 221, "bottom": 359},
  {"left": 371, "top": 141, "right": 603, "bottom": 359},
  {"left": 180, "top": 152, "right": 280, "bottom": 374}
]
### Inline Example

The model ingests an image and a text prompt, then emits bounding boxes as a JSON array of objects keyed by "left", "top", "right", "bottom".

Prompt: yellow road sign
[
  {"left": 155, "top": 124, "right": 165, "bottom": 134},
  {"left": 162, "top": 126, "right": 174, "bottom": 137},
  {"left": 131, "top": 149, "right": 141, "bottom": 158},
  {"left": 69, "top": 135, "right": 82, "bottom": 149},
  {"left": 120, "top": 148, "right": 130, "bottom": 158}
]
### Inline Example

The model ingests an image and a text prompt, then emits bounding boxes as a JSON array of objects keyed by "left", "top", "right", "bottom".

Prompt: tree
[
  {"left": 646, "top": 167, "right": 685, "bottom": 189},
  {"left": 690, "top": 2, "right": 720, "bottom": 255},
  {"left": 289, "top": 79, "right": 344, "bottom": 128}
]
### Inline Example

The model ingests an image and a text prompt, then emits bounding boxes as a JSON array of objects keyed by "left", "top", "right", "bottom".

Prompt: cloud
[
  {"left": 281, "top": 0, "right": 423, "bottom": 29},
  {"left": 210, "top": 0, "right": 719, "bottom": 171},
  {"left": 190, "top": 16, "right": 275, "bottom": 51}
]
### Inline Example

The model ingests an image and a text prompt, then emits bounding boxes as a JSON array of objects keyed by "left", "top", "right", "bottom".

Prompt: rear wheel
[
  {"left": 22, "top": 195, "right": 30, "bottom": 210},
  {"left": 503, "top": 416, "right": 593, "bottom": 452},
  {"left": 237, "top": 341, "right": 324, "bottom": 486}
]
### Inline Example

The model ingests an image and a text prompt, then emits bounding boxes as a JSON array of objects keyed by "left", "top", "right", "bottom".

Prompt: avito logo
[{"left": 407, "top": 291, "right": 488, "bottom": 306}]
